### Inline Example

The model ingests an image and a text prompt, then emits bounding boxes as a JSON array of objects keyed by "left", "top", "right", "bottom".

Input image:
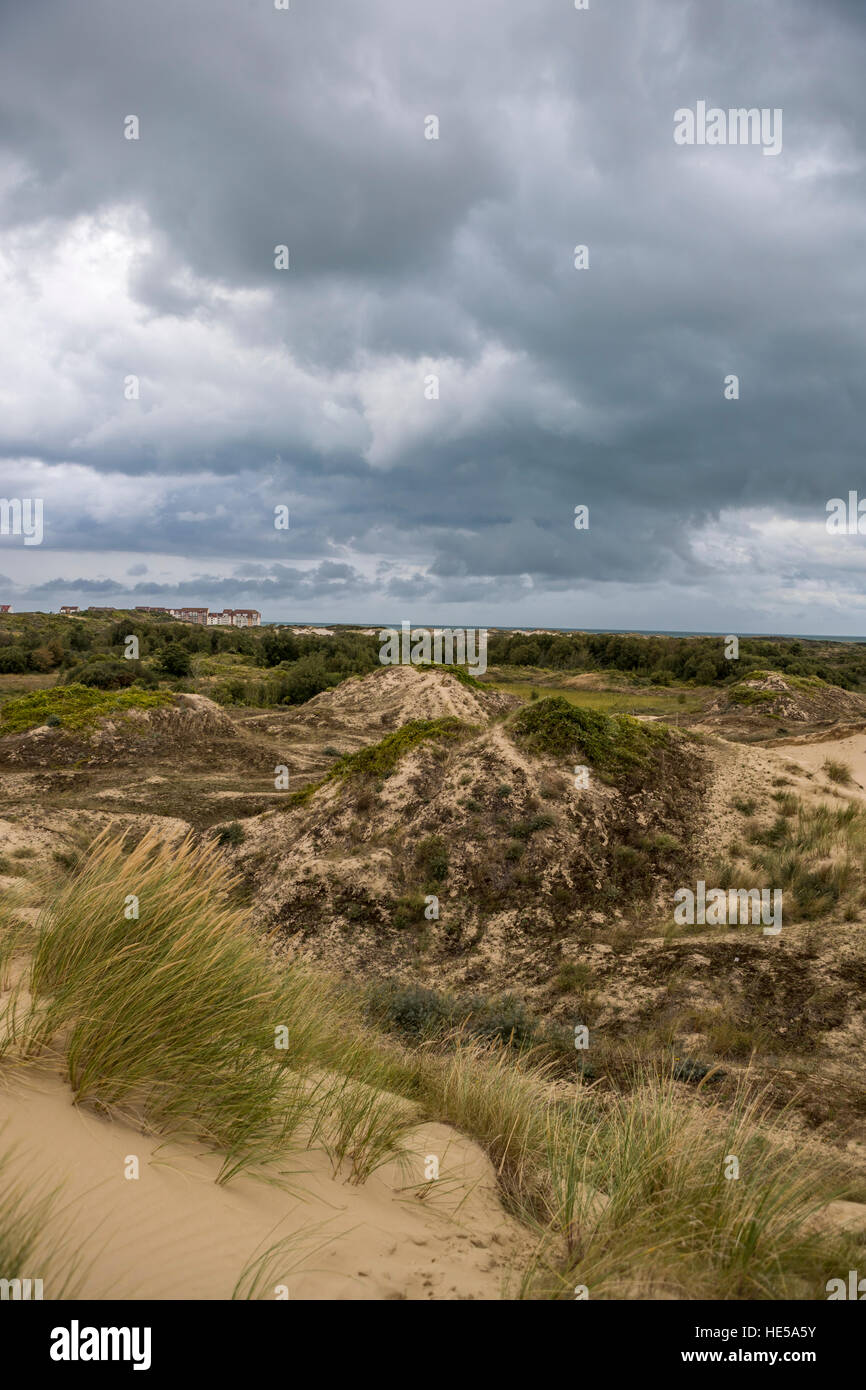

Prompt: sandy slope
[
  {"left": 774, "top": 730, "right": 866, "bottom": 793},
  {"left": 0, "top": 1061, "right": 532, "bottom": 1300}
]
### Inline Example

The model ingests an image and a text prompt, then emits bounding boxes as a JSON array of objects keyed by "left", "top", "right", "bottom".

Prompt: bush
[
  {"left": 512, "top": 696, "right": 670, "bottom": 782},
  {"left": 466, "top": 994, "right": 535, "bottom": 1048},
  {"left": 370, "top": 983, "right": 536, "bottom": 1051},
  {"left": 61, "top": 658, "right": 156, "bottom": 690},
  {"left": 0, "top": 649, "right": 27, "bottom": 673},
  {"left": 729, "top": 686, "right": 776, "bottom": 706},
  {"left": 371, "top": 984, "right": 452, "bottom": 1037},
  {"left": 329, "top": 718, "right": 469, "bottom": 782},
  {"left": 391, "top": 894, "right": 428, "bottom": 929},
  {"left": 554, "top": 961, "right": 593, "bottom": 994},
  {"left": 159, "top": 643, "right": 193, "bottom": 678},
  {"left": 261, "top": 630, "right": 300, "bottom": 666},
  {"left": 417, "top": 663, "right": 483, "bottom": 690},
  {"left": 414, "top": 834, "right": 449, "bottom": 886},
  {"left": 509, "top": 813, "right": 556, "bottom": 839},
  {"left": 214, "top": 822, "right": 245, "bottom": 847},
  {"left": 277, "top": 654, "right": 336, "bottom": 706}
]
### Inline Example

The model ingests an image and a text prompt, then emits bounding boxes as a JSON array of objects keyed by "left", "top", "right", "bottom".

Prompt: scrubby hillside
[
  {"left": 282, "top": 664, "right": 517, "bottom": 728},
  {"left": 0, "top": 688, "right": 276, "bottom": 771},
  {"left": 234, "top": 687, "right": 707, "bottom": 1008},
  {"left": 2, "top": 824, "right": 860, "bottom": 1302},
  {"left": 702, "top": 670, "right": 866, "bottom": 739},
  {"left": 237, "top": 665, "right": 518, "bottom": 782}
]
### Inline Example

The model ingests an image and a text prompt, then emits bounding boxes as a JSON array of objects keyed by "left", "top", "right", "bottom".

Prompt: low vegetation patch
[
  {"left": 511, "top": 696, "right": 670, "bottom": 782},
  {"left": 417, "top": 662, "right": 483, "bottom": 690},
  {"left": 729, "top": 686, "right": 777, "bottom": 706},
  {"left": 287, "top": 717, "right": 473, "bottom": 806},
  {"left": 0, "top": 684, "right": 175, "bottom": 735},
  {"left": 368, "top": 982, "right": 567, "bottom": 1054},
  {"left": 331, "top": 717, "right": 469, "bottom": 779},
  {"left": 214, "top": 821, "right": 246, "bottom": 847},
  {"left": 746, "top": 798, "right": 863, "bottom": 921}
]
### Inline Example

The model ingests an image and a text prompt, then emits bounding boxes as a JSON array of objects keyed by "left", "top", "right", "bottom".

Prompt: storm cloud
[{"left": 1, "top": 0, "right": 865, "bottom": 631}]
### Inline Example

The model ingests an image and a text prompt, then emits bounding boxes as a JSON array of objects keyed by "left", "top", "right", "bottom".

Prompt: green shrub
[
  {"left": 414, "top": 835, "right": 449, "bottom": 885},
  {"left": 60, "top": 658, "right": 157, "bottom": 690},
  {"left": 417, "top": 662, "right": 483, "bottom": 690},
  {"left": 159, "top": 642, "right": 193, "bottom": 678},
  {"left": 465, "top": 994, "right": 535, "bottom": 1048},
  {"left": 214, "top": 822, "right": 245, "bottom": 847},
  {"left": 729, "top": 686, "right": 776, "bottom": 706},
  {"left": 554, "top": 961, "right": 593, "bottom": 994},
  {"left": 277, "top": 654, "right": 337, "bottom": 706},
  {"left": 371, "top": 984, "right": 453, "bottom": 1037},
  {"left": 509, "top": 813, "right": 556, "bottom": 839},
  {"left": 511, "top": 696, "right": 669, "bottom": 781},
  {"left": 391, "top": 894, "right": 428, "bottom": 930},
  {"left": 332, "top": 718, "right": 469, "bottom": 781}
]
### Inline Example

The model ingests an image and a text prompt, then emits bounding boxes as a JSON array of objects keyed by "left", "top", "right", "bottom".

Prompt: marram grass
[
  {"left": 16, "top": 827, "right": 414, "bottom": 1183},
  {"left": 1, "top": 828, "right": 856, "bottom": 1297}
]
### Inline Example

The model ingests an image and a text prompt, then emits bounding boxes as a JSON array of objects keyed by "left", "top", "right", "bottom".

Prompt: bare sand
[
  {"left": 0, "top": 1061, "right": 532, "bottom": 1300},
  {"left": 776, "top": 731, "right": 866, "bottom": 794}
]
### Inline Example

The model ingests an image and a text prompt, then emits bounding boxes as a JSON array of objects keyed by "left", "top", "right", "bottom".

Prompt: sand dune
[{"left": 0, "top": 1061, "right": 531, "bottom": 1300}]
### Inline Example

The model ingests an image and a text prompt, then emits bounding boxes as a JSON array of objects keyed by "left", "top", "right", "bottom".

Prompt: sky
[{"left": 1, "top": 0, "right": 865, "bottom": 633}]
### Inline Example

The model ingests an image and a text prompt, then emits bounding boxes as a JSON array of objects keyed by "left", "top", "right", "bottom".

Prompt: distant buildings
[
  {"left": 0, "top": 603, "right": 262, "bottom": 625},
  {"left": 132, "top": 606, "right": 261, "bottom": 627},
  {"left": 172, "top": 607, "right": 209, "bottom": 625},
  {"left": 220, "top": 609, "right": 260, "bottom": 628}
]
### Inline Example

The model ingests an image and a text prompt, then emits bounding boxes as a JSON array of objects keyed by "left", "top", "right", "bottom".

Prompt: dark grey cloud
[
  {"left": 1, "top": 0, "right": 865, "bottom": 629},
  {"left": 30, "top": 560, "right": 373, "bottom": 606}
]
